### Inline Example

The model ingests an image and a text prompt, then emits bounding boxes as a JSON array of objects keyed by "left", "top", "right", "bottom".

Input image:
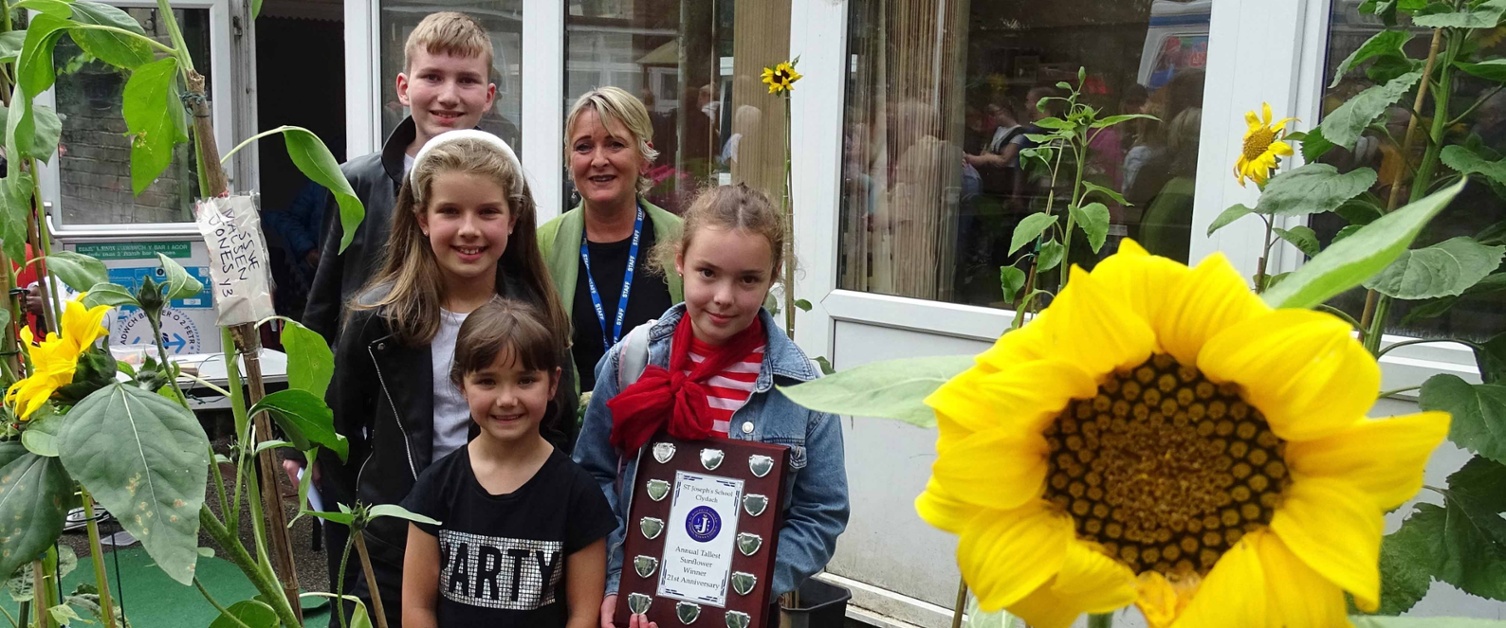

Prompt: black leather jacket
[
  {"left": 319, "top": 278, "right": 579, "bottom": 573},
  {"left": 302, "top": 118, "right": 416, "bottom": 343}
]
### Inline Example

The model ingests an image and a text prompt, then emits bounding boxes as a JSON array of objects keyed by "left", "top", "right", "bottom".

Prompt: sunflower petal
[
  {"left": 1287, "top": 411, "right": 1450, "bottom": 509},
  {"left": 1262, "top": 102, "right": 1274, "bottom": 125},
  {"left": 929, "top": 427, "right": 1048, "bottom": 512},
  {"left": 1199, "top": 309, "right": 1379, "bottom": 441},
  {"left": 1087, "top": 238, "right": 1191, "bottom": 337},
  {"left": 1254, "top": 531, "right": 1352, "bottom": 628},
  {"left": 958, "top": 506, "right": 1072, "bottom": 610},
  {"left": 927, "top": 360, "right": 1098, "bottom": 441},
  {"left": 1269, "top": 477, "right": 1384, "bottom": 611},
  {"left": 1156, "top": 253, "right": 1267, "bottom": 366},
  {"left": 914, "top": 477, "right": 978, "bottom": 534},
  {"left": 1009, "top": 542, "right": 1137, "bottom": 628},
  {"left": 1245, "top": 109, "right": 1261, "bottom": 130},
  {"left": 1169, "top": 535, "right": 1267, "bottom": 628},
  {"left": 1043, "top": 267, "right": 1156, "bottom": 376},
  {"left": 1136, "top": 572, "right": 1191, "bottom": 628},
  {"left": 1270, "top": 140, "right": 1294, "bottom": 157}
]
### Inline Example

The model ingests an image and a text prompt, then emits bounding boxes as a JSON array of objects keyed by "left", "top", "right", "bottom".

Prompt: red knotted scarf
[{"left": 607, "top": 315, "right": 765, "bottom": 452}]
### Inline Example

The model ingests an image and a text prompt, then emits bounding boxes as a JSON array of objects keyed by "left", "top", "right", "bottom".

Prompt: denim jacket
[{"left": 573, "top": 305, "right": 850, "bottom": 597}]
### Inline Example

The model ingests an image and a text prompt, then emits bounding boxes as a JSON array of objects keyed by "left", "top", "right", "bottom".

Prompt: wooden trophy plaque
[{"left": 613, "top": 436, "right": 790, "bottom": 628}]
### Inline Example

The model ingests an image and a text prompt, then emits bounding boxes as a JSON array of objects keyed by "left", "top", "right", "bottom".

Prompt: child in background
[
  {"left": 324, "top": 130, "right": 575, "bottom": 627},
  {"left": 402, "top": 299, "right": 613, "bottom": 628},
  {"left": 573, "top": 185, "right": 849, "bottom": 628}
]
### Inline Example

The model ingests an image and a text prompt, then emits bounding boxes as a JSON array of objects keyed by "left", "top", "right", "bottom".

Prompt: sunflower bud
[{"left": 137, "top": 275, "right": 166, "bottom": 317}]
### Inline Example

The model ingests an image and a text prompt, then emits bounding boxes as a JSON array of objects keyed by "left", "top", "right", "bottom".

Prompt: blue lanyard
[{"left": 581, "top": 206, "right": 644, "bottom": 349}]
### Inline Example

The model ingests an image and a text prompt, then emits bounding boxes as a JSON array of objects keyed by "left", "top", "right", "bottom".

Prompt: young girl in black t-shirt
[{"left": 402, "top": 299, "right": 616, "bottom": 628}]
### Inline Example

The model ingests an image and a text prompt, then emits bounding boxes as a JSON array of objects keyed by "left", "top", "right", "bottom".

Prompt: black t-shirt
[
  {"left": 400, "top": 446, "right": 615, "bottom": 627},
  {"left": 571, "top": 213, "right": 674, "bottom": 390}
]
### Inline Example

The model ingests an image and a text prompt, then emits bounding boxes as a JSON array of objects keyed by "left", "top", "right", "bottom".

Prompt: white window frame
[
  {"left": 38, "top": 0, "right": 235, "bottom": 237},
  {"left": 788, "top": 0, "right": 1477, "bottom": 395}
]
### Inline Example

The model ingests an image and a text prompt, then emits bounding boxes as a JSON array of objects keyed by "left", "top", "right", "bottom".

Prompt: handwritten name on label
[{"left": 196, "top": 196, "right": 275, "bottom": 326}]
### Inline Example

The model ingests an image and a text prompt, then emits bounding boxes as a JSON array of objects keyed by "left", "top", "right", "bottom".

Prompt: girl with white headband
[{"left": 323, "top": 129, "right": 578, "bottom": 627}]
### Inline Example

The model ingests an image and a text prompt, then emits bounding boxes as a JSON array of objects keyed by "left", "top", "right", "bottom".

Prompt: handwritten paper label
[{"left": 196, "top": 195, "right": 274, "bottom": 326}]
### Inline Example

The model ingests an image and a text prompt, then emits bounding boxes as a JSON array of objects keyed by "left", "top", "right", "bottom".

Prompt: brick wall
[{"left": 53, "top": 9, "right": 198, "bottom": 226}]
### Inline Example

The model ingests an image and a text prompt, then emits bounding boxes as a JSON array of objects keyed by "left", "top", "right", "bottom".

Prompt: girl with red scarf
[{"left": 573, "top": 185, "right": 850, "bottom": 628}]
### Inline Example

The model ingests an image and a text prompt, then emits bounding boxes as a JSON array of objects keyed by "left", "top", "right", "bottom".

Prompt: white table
[{"left": 174, "top": 349, "right": 290, "bottom": 412}]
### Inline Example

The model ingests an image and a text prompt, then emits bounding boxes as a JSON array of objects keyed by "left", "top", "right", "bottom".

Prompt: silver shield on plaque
[
  {"left": 725, "top": 611, "right": 751, "bottom": 628},
  {"left": 731, "top": 572, "right": 757, "bottom": 596},
  {"left": 700, "top": 448, "right": 725, "bottom": 471},
  {"left": 748, "top": 454, "right": 774, "bottom": 477},
  {"left": 628, "top": 592, "right": 653, "bottom": 614},
  {"left": 646, "top": 478, "right": 671, "bottom": 502},
  {"left": 676, "top": 601, "right": 701, "bottom": 624},
  {"left": 653, "top": 442, "right": 677, "bottom": 464},
  {"left": 634, "top": 555, "right": 659, "bottom": 578},
  {"left": 736, "top": 532, "right": 763, "bottom": 556},
  {"left": 742, "top": 494, "right": 768, "bottom": 517},
  {"left": 640, "top": 517, "right": 665, "bottom": 540}
]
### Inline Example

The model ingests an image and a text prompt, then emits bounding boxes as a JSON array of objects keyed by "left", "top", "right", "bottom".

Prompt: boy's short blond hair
[{"left": 404, "top": 12, "right": 493, "bottom": 72}]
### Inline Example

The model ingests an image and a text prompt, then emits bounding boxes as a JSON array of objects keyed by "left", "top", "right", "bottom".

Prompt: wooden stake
[{"left": 232, "top": 323, "right": 303, "bottom": 623}]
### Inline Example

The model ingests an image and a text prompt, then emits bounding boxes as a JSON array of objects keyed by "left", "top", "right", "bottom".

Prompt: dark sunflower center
[
  {"left": 1042, "top": 353, "right": 1289, "bottom": 577},
  {"left": 1242, "top": 128, "right": 1275, "bottom": 161}
]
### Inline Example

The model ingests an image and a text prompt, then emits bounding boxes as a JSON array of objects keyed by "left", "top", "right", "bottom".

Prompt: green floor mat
[{"left": 3, "top": 547, "right": 331, "bottom": 627}]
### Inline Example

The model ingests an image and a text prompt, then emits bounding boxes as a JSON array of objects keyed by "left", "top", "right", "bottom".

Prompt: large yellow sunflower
[
  {"left": 761, "top": 61, "right": 802, "bottom": 94},
  {"left": 7, "top": 294, "right": 111, "bottom": 418},
  {"left": 918, "top": 240, "right": 1449, "bottom": 628},
  {"left": 1234, "top": 102, "right": 1295, "bottom": 187}
]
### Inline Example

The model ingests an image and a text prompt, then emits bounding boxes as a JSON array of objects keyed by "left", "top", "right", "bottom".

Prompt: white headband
[{"left": 409, "top": 129, "right": 523, "bottom": 199}]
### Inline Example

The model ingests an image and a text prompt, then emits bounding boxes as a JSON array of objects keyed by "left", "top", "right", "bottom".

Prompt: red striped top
[{"left": 683, "top": 335, "right": 765, "bottom": 436}]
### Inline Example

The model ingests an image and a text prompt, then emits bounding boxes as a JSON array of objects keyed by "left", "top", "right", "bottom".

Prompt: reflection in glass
[
  {"left": 562, "top": 0, "right": 790, "bottom": 213},
  {"left": 54, "top": 9, "right": 210, "bottom": 225},
  {"left": 1312, "top": 3, "right": 1506, "bottom": 341},
  {"left": 379, "top": 2, "right": 523, "bottom": 150},
  {"left": 839, "top": 0, "right": 1210, "bottom": 308}
]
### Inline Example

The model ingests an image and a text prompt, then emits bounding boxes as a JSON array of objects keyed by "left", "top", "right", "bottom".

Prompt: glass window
[
  {"left": 1312, "top": 4, "right": 1506, "bottom": 342},
  {"left": 379, "top": 2, "right": 524, "bottom": 151},
  {"left": 53, "top": 8, "right": 211, "bottom": 226},
  {"left": 838, "top": 0, "right": 1211, "bottom": 307},
  {"left": 562, "top": 0, "right": 790, "bottom": 213}
]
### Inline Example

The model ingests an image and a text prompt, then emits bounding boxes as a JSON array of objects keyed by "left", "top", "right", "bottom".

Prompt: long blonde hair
[{"left": 352, "top": 137, "right": 569, "bottom": 347}]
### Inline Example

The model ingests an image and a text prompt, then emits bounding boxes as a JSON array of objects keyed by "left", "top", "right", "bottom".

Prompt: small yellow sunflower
[
  {"left": 7, "top": 294, "right": 110, "bottom": 418},
  {"left": 1234, "top": 103, "right": 1296, "bottom": 187},
  {"left": 918, "top": 240, "right": 1450, "bottom": 628},
  {"left": 761, "top": 61, "right": 802, "bottom": 94}
]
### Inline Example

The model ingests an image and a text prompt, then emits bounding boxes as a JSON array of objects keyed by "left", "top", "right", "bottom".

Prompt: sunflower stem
[
  {"left": 1088, "top": 613, "right": 1114, "bottom": 628},
  {"left": 1378, "top": 385, "right": 1422, "bottom": 399}
]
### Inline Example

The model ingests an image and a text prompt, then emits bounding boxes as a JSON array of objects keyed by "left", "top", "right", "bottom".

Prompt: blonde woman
[{"left": 538, "top": 87, "right": 685, "bottom": 404}]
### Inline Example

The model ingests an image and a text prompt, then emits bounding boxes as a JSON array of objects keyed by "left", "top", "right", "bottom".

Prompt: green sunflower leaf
[
  {"left": 1262, "top": 178, "right": 1464, "bottom": 310},
  {"left": 778, "top": 355, "right": 975, "bottom": 428},
  {"left": 209, "top": 599, "right": 278, "bottom": 628},
  {"left": 247, "top": 389, "right": 346, "bottom": 462},
  {"left": 1376, "top": 509, "right": 1436, "bottom": 614},
  {"left": 1300, "top": 125, "right": 1337, "bottom": 163},
  {"left": 1207, "top": 204, "right": 1255, "bottom": 236},
  {"left": 122, "top": 57, "right": 186, "bottom": 197},
  {"left": 1363, "top": 237, "right": 1506, "bottom": 300},
  {"left": 0, "top": 442, "right": 72, "bottom": 580},
  {"left": 1320, "top": 71, "right": 1422, "bottom": 150},
  {"left": 1412, "top": 0, "right": 1506, "bottom": 28},
  {"left": 1432, "top": 456, "right": 1506, "bottom": 600},
  {"left": 368, "top": 504, "right": 440, "bottom": 526},
  {"left": 1330, "top": 29, "right": 1412, "bottom": 88},
  {"left": 1441, "top": 145, "right": 1506, "bottom": 189},
  {"left": 1418, "top": 375, "right": 1506, "bottom": 466},
  {"left": 1037, "top": 239, "right": 1065, "bottom": 272},
  {"left": 1256, "top": 164, "right": 1378, "bottom": 217},
  {"left": 1473, "top": 331, "right": 1506, "bottom": 385},
  {"left": 1273, "top": 226, "right": 1320, "bottom": 258},
  {"left": 282, "top": 127, "right": 363, "bottom": 253},
  {"left": 281, "top": 320, "right": 333, "bottom": 398},
  {"left": 1080, "top": 181, "right": 1128, "bottom": 206},
  {"left": 1010, "top": 212, "right": 1057, "bottom": 255},
  {"left": 999, "top": 265, "right": 1026, "bottom": 303},
  {"left": 1457, "top": 59, "right": 1506, "bottom": 84},
  {"left": 45, "top": 250, "right": 108, "bottom": 292},
  {"left": 1069, "top": 202, "right": 1110, "bottom": 253}
]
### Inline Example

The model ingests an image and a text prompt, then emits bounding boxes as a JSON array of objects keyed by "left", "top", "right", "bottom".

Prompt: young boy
[
  {"left": 293, "top": 12, "right": 494, "bottom": 627},
  {"left": 302, "top": 11, "right": 496, "bottom": 343}
]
